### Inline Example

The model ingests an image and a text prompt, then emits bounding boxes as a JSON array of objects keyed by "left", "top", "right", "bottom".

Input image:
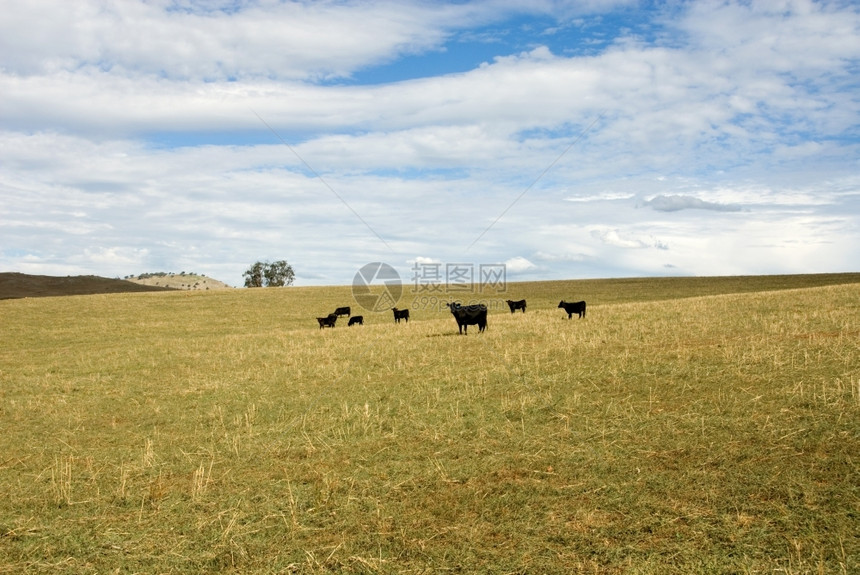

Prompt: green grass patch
[{"left": 1, "top": 275, "right": 858, "bottom": 573}]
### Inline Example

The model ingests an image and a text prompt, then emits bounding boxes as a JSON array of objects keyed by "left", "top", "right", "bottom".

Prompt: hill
[
  {"left": 125, "top": 272, "right": 233, "bottom": 291},
  {"left": 0, "top": 272, "right": 175, "bottom": 300}
]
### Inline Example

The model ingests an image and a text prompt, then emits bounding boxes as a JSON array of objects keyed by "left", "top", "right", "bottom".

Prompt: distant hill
[
  {"left": 125, "top": 272, "right": 233, "bottom": 291},
  {"left": 0, "top": 273, "right": 175, "bottom": 300}
]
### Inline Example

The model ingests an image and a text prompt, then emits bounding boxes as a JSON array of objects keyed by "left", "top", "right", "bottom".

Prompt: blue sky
[
  {"left": 1, "top": 0, "right": 859, "bottom": 287},
  {"left": 348, "top": 7, "right": 654, "bottom": 84}
]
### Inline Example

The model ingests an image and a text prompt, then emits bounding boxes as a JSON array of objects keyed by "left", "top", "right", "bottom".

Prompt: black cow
[
  {"left": 506, "top": 299, "right": 527, "bottom": 313},
  {"left": 317, "top": 313, "right": 338, "bottom": 329},
  {"left": 348, "top": 315, "right": 364, "bottom": 326},
  {"left": 333, "top": 306, "right": 351, "bottom": 317},
  {"left": 445, "top": 302, "right": 487, "bottom": 334},
  {"left": 392, "top": 308, "right": 410, "bottom": 323},
  {"left": 558, "top": 300, "right": 586, "bottom": 319}
]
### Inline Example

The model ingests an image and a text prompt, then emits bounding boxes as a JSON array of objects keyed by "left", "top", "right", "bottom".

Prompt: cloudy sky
[{"left": 2, "top": 0, "right": 859, "bottom": 287}]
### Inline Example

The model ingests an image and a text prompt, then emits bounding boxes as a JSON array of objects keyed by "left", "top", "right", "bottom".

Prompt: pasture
[{"left": 1, "top": 274, "right": 858, "bottom": 573}]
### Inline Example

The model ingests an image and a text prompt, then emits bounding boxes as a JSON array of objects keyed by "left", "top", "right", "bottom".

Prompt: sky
[{"left": 2, "top": 0, "right": 859, "bottom": 288}]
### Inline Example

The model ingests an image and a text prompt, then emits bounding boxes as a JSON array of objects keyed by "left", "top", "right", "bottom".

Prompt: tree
[
  {"left": 243, "top": 262, "right": 265, "bottom": 288},
  {"left": 243, "top": 260, "right": 295, "bottom": 288},
  {"left": 264, "top": 260, "right": 295, "bottom": 287}
]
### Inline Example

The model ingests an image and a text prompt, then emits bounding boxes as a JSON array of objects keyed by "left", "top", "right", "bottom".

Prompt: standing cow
[
  {"left": 445, "top": 302, "right": 488, "bottom": 334},
  {"left": 506, "top": 299, "right": 527, "bottom": 313},
  {"left": 392, "top": 308, "right": 410, "bottom": 323},
  {"left": 333, "top": 306, "right": 351, "bottom": 317},
  {"left": 317, "top": 313, "right": 338, "bottom": 329},
  {"left": 558, "top": 300, "right": 586, "bottom": 319}
]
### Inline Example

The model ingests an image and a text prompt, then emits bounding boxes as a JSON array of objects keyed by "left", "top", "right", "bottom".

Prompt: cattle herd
[
  {"left": 316, "top": 306, "right": 364, "bottom": 329},
  {"left": 315, "top": 298, "right": 586, "bottom": 333}
]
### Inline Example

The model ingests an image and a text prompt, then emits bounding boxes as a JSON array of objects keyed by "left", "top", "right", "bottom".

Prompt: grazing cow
[
  {"left": 317, "top": 313, "right": 338, "bottom": 329},
  {"left": 558, "top": 300, "right": 586, "bottom": 319},
  {"left": 445, "top": 302, "right": 488, "bottom": 334},
  {"left": 506, "top": 299, "right": 527, "bottom": 313},
  {"left": 333, "top": 306, "right": 351, "bottom": 317},
  {"left": 392, "top": 308, "right": 410, "bottom": 323},
  {"left": 348, "top": 315, "right": 364, "bottom": 326}
]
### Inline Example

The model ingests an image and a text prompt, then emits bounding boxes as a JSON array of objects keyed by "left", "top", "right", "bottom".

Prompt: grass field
[{"left": 1, "top": 274, "right": 858, "bottom": 573}]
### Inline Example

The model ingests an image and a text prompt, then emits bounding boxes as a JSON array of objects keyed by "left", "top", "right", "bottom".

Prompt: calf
[
  {"left": 317, "top": 313, "right": 338, "bottom": 329},
  {"left": 445, "top": 302, "right": 488, "bottom": 334},
  {"left": 333, "top": 306, "right": 351, "bottom": 317},
  {"left": 558, "top": 300, "right": 586, "bottom": 319},
  {"left": 348, "top": 315, "right": 364, "bottom": 326},
  {"left": 506, "top": 299, "right": 527, "bottom": 313},
  {"left": 392, "top": 308, "right": 410, "bottom": 323}
]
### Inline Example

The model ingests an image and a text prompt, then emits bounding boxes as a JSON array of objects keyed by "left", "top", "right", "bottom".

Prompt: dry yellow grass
[{"left": 0, "top": 275, "right": 858, "bottom": 573}]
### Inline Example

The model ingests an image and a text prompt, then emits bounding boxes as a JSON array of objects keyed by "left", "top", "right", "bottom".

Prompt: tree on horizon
[{"left": 243, "top": 260, "right": 295, "bottom": 288}]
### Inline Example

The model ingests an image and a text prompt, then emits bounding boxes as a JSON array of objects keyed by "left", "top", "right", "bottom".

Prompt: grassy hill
[
  {"left": 125, "top": 272, "right": 234, "bottom": 291},
  {"left": 0, "top": 272, "right": 234, "bottom": 300},
  {"left": 0, "top": 272, "right": 174, "bottom": 299},
  {"left": 1, "top": 274, "right": 858, "bottom": 573}
]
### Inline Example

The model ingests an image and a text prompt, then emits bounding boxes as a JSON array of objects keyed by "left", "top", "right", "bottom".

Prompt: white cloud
[
  {"left": 77, "top": 247, "right": 150, "bottom": 266},
  {"left": 504, "top": 256, "right": 537, "bottom": 273},
  {"left": 0, "top": 1, "right": 469, "bottom": 81},
  {"left": 564, "top": 192, "right": 635, "bottom": 203},
  {"left": 589, "top": 227, "right": 667, "bottom": 250},
  {"left": 533, "top": 251, "right": 588, "bottom": 263},
  {"left": 411, "top": 256, "right": 443, "bottom": 265}
]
